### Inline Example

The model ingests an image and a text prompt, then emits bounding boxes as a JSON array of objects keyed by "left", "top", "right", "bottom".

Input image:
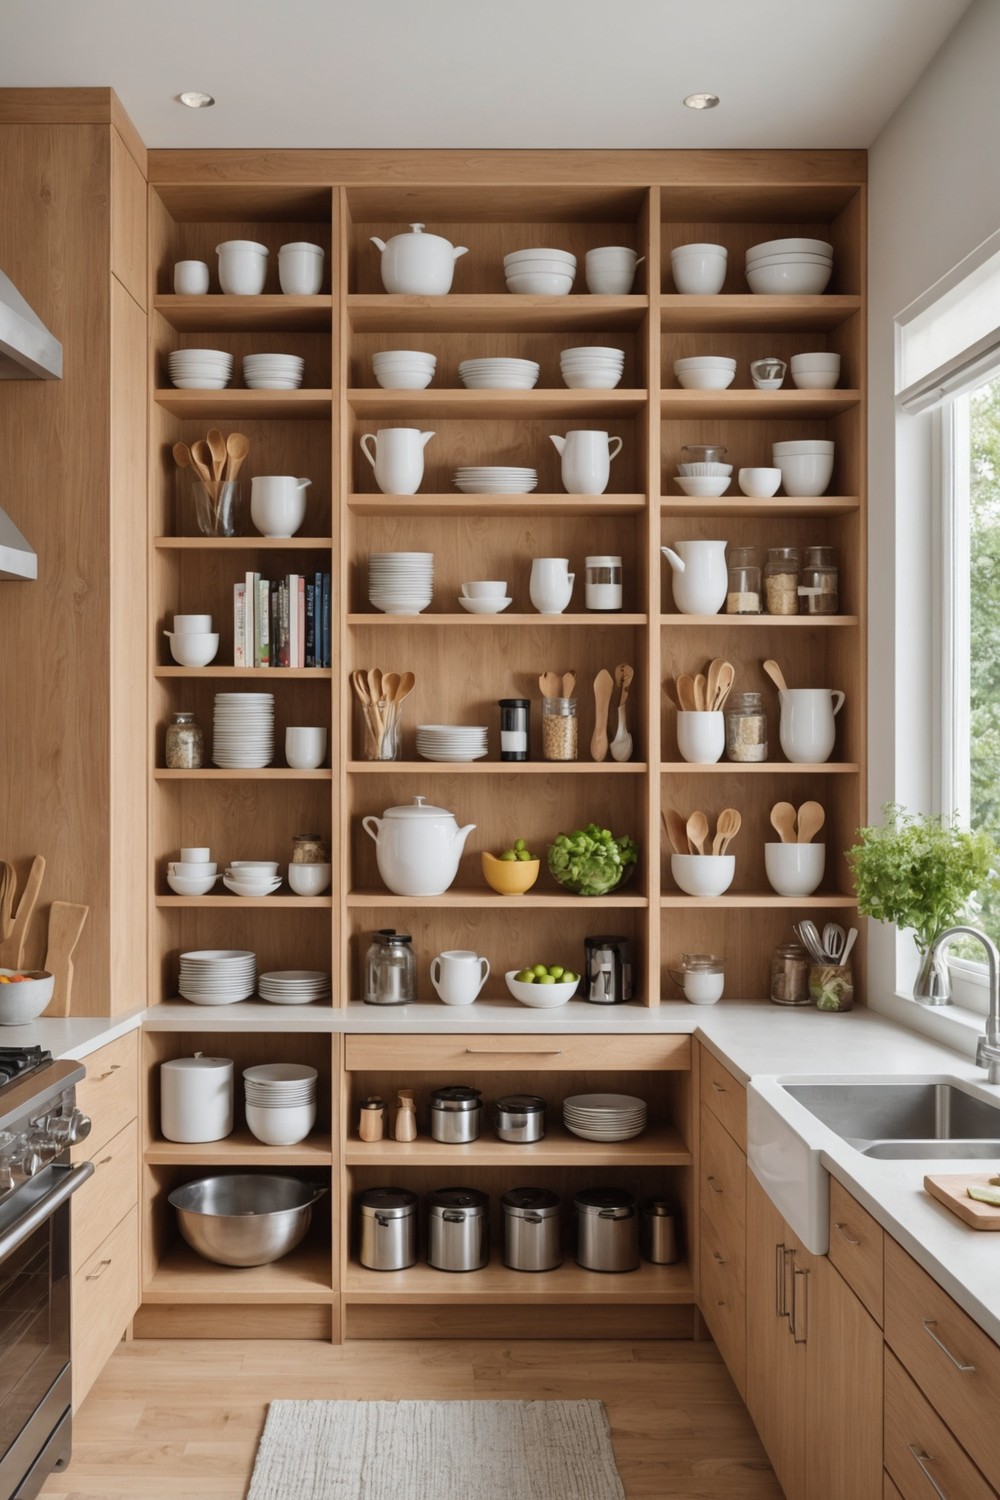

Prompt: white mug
[
  {"left": 676, "top": 711, "right": 725, "bottom": 764},
  {"left": 278, "top": 241, "right": 325, "bottom": 295},
  {"left": 360, "top": 428, "right": 434, "bottom": 496},
  {"left": 285, "top": 726, "right": 327, "bottom": 769},
  {"left": 550, "top": 430, "right": 623, "bottom": 496},
  {"left": 778, "top": 688, "right": 845, "bottom": 763},
  {"left": 529, "top": 557, "right": 575, "bottom": 615},
  {"left": 173, "top": 260, "right": 210, "bottom": 295},
  {"left": 430, "top": 949, "right": 490, "bottom": 1006},
  {"left": 250, "top": 476, "right": 312, "bottom": 538}
]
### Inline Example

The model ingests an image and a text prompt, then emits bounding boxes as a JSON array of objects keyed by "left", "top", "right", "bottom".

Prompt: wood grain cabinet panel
[
  {"left": 699, "top": 1208, "right": 746, "bottom": 1400},
  {"left": 828, "top": 1176, "right": 883, "bottom": 1326},
  {"left": 73, "top": 1205, "right": 139, "bottom": 1409},
  {"left": 72, "top": 1117, "right": 139, "bottom": 1274},
  {"left": 806, "top": 1253, "right": 882, "bottom": 1500},
  {"left": 699, "top": 1046, "right": 747, "bottom": 1150},
  {"left": 345, "top": 1034, "right": 690, "bottom": 1073},
  {"left": 884, "top": 1350, "right": 997, "bottom": 1500},
  {"left": 699, "top": 1103, "right": 746, "bottom": 1239},
  {"left": 73, "top": 1031, "right": 139, "bottom": 1157}
]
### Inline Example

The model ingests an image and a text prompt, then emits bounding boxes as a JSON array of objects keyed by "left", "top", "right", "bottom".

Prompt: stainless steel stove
[{"left": 0, "top": 1047, "right": 93, "bottom": 1500}]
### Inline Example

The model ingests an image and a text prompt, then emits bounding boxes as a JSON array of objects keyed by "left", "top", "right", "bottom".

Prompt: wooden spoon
[
  {"left": 693, "top": 673, "right": 708, "bottom": 712},
  {"left": 591, "top": 668, "right": 614, "bottom": 761},
  {"left": 0, "top": 855, "right": 45, "bottom": 969},
  {"left": 797, "top": 800, "right": 826, "bottom": 844},
  {"left": 662, "top": 807, "right": 691, "bottom": 856},
  {"left": 706, "top": 658, "right": 724, "bottom": 712},
  {"left": 42, "top": 901, "right": 89, "bottom": 1018},
  {"left": 676, "top": 674, "right": 697, "bottom": 712},
  {"left": 686, "top": 810, "right": 709, "bottom": 856},
  {"left": 712, "top": 661, "right": 736, "bottom": 711},
  {"left": 206, "top": 428, "right": 227, "bottom": 485},
  {"left": 562, "top": 670, "right": 576, "bottom": 699},
  {"left": 713, "top": 807, "right": 742, "bottom": 855},
  {"left": 615, "top": 663, "right": 634, "bottom": 709},
  {"left": 224, "top": 432, "right": 250, "bottom": 484},
  {"left": 172, "top": 440, "right": 194, "bottom": 473},
  {"left": 539, "top": 671, "right": 561, "bottom": 698},
  {"left": 663, "top": 678, "right": 680, "bottom": 709},
  {"left": 763, "top": 658, "right": 789, "bottom": 694},
  {"left": 395, "top": 670, "right": 416, "bottom": 705},
  {"left": 609, "top": 665, "right": 634, "bottom": 763},
  {"left": 0, "top": 861, "right": 14, "bottom": 939},
  {"left": 175, "top": 440, "right": 213, "bottom": 488},
  {"left": 769, "top": 801, "right": 797, "bottom": 844}
]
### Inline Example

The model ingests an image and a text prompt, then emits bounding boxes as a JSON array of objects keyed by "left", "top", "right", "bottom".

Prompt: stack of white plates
[
  {"left": 416, "top": 724, "right": 489, "bottom": 761},
  {"left": 745, "top": 238, "right": 833, "bottom": 296},
  {"left": 212, "top": 692, "right": 275, "bottom": 769},
  {"left": 563, "top": 1092, "right": 648, "bottom": 1142},
  {"left": 560, "top": 346, "right": 625, "bottom": 390},
  {"left": 178, "top": 949, "right": 256, "bottom": 1006},
  {"left": 458, "top": 358, "right": 539, "bottom": 390},
  {"left": 371, "top": 350, "right": 436, "bottom": 390},
  {"left": 258, "top": 969, "right": 332, "bottom": 1005},
  {"left": 368, "top": 552, "right": 434, "bottom": 615},
  {"left": 223, "top": 864, "right": 283, "bottom": 898},
  {"left": 243, "top": 1062, "right": 317, "bottom": 1145},
  {"left": 242, "top": 353, "right": 305, "bottom": 390},
  {"left": 452, "top": 467, "right": 537, "bottom": 494},
  {"left": 167, "top": 348, "right": 233, "bottom": 390},
  {"left": 504, "top": 248, "right": 577, "bottom": 296}
]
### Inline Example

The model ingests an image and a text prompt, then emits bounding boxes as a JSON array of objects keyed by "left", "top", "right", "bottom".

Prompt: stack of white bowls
[
  {"left": 416, "top": 725, "right": 489, "bottom": 761},
  {"left": 670, "top": 242, "right": 728, "bottom": 295},
  {"left": 790, "top": 352, "right": 841, "bottom": 390},
  {"left": 452, "top": 466, "right": 537, "bottom": 494},
  {"left": 167, "top": 848, "right": 219, "bottom": 897},
  {"left": 244, "top": 1063, "right": 317, "bottom": 1145},
  {"left": 772, "top": 439, "right": 835, "bottom": 496},
  {"left": 163, "top": 612, "right": 219, "bottom": 667},
  {"left": 674, "top": 460, "right": 732, "bottom": 498},
  {"left": 258, "top": 970, "right": 332, "bottom": 1005},
  {"left": 168, "top": 348, "right": 233, "bottom": 390},
  {"left": 673, "top": 355, "right": 736, "bottom": 391},
  {"left": 504, "top": 248, "right": 576, "bottom": 296},
  {"left": 242, "top": 353, "right": 304, "bottom": 390},
  {"left": 223, "top": 860, "right": 282, "bottom": 898},
  {"left": 179, "top": 949, "right": 257, "bottom": 1005},
  {"left": 458, "top": 357, "right": 539, "bottom": 390},
  {"left": 560, "top": 346, "right": 625, "bottom": 390},
  {"left": 372, "top": 350, "right": 436, "bottom": 390},
  {"left": 212, "top": 692, "right": 275, "bottom": 769},
  {"left": 563, "top": 1093, "right": 647, "bottom": 1142},
  {"left": 746, "top": 238, "right": 833, "bottom": 295},
  {"left": 368, "top": 552, "right": 434, "bottom": 615}
]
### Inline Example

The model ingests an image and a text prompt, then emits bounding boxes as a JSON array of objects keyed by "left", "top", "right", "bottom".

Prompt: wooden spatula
[
  {"left": 676, "top": 674, "right": 697, "bottom": 712},
  {"left": 769, "top": 802, "right": 797, "bottom": 844},
  {"left": 0, "top": 861, "right": 15, "bottom": 940},
  {"left": 0, "top": 855, "right": 45, "bottom": 969},
  {"left": 662, "top": 807, "right": 691, "bottom": 856},
  {"left": 591, "top": 668, "right": 614, "bottom": 761},
  {"left": 42, "top": 901, "right": 89, "bottom": 1017},
  {"left": 796, "top": 801, "right": 826, "bottom": 844}
]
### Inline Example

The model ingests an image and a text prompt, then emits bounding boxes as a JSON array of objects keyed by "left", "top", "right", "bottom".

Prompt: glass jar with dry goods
[
  {"left": 764, "top": 547, "right": 801, "bottom": 616},
  {"left": 725, "top": 692, "right": 767, "bottom": 762},
  {"left": 810, "top": 962, "right": 854, "bottom": 1011},
  {"left": 165, "top": 711, "right": 203, "bottom": 769},
  {"left": 542, "top": 696, "right": 577, "bottom": 761},
  {"left": 799, "top": 545, "right": 839, "bottom": 615},
  {"left": 292, "top": 833, "right": 328, "bottom": 865},
  {"left": 726, "top": 545, "right": 761, "bottom": 614},
  {"left": 770, "top": 943, "right": 811, "bottom": 1005}
]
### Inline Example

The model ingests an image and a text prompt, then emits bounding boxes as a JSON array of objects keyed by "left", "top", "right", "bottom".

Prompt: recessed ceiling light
[
  {"left": 684, "top": 92, "right": 720, "bottom": 111},
  {"left": 178, "top": 91, "right": 215, "bottom": 109}
]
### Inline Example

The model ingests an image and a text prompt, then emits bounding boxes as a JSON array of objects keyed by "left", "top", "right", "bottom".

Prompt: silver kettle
[{"left": 584, "top": 935, "right": 634, "bottom": 1004}]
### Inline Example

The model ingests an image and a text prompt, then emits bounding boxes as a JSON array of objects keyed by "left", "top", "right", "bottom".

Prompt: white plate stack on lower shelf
[
  {"left": 212, "top": 693, "right": 275, "bottom": 768},
  {"left": 178, "top": 949, "right": 257, "bottom": 1005},
  {"left": 368, "top": 553, "right": 434, "bottom": 616},
  {"left": 416, "top": 724, "right": 489, "bottom": 761},
  {"left": 563, "top": 1093, "right": 648, "bottom": 1142},
  {"left": 258, "top": 969, "right": 332, "bottom": 1005},
  {"left": 452, "top": 467, "right": 538, "bottom": 494}
]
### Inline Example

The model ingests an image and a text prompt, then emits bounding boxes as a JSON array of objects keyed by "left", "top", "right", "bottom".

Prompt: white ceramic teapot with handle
[
  {"left": 370, "top": 224, "right": 469, "bottom": 295},
  {"left": 362, "top": 795, "right": 476, "bottom": 896}
]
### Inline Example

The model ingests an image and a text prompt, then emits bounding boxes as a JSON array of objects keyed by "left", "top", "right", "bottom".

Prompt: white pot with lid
[
  {"left": 362, "top": 795, "right": 475, "bottom": 896},
  {"left": 370, "top": 224, "right": 469, "bottom": 295},
  {"left": 160, "top": 1052, "right": 234, "bottom": 1142}
]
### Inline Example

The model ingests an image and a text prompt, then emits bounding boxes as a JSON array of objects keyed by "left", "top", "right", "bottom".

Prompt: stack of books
[{"left": 233, "top": 571, "right": 331, "bottom": 668}]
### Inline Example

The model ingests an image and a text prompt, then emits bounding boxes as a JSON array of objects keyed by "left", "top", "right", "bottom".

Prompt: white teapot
[
  {"left": 362, "top": 795, "right": 476, "bottom": 896},
  {"left": 370, "top": 224, "right": 469, "bottom": 295}
]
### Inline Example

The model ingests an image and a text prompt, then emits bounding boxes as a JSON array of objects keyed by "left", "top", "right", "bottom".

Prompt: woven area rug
[{"left": 246, "top": 1398, "right": 626, "bottom": 1499}]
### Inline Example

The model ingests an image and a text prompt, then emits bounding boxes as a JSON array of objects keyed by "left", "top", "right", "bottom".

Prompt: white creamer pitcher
[
  {"left": 550, "top": 430, "right": 623, "bottom": 495},
  {"left": 778, "top": 688, "right": 845, "bottom": 764},
  {"left": 360, "top": 428, "right": 435, "bottom": 495},
  {"left": 661, "top": 540, "right": 728, "bottom": 615},
  {"left": 529, "top": 557, "right": 575, "bottom": 615}
]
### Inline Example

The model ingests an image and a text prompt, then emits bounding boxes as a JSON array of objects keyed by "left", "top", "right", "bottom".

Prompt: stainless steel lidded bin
[
  {"left": 427, "top": 1186, "right": 489, "bottom": 1272},
  {"left": 493, "top": 1094, "right": 546, "bottom": 1143},
  {"left": 502, "top": 1187, "right": 561, "bottom": 1272},
  {"left": 640, "top": 1197, "right": 680, "bottom": 1264},
  {"left": 358, "top": 1186, "right": 418, "bottom": 1271},
  {"left": 429, "top": 1086, "right": 483, "bottom": 1143},
  {"left": 574, "top": 1187, "right": 640, "bottom": 1272}
]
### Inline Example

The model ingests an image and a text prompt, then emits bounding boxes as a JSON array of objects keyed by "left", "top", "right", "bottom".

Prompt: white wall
[{"left": 868, "top": 0, "right": 1000, "bottom": 1037}]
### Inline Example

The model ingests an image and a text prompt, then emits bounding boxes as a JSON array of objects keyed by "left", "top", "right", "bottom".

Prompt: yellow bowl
[{"left": 481, "top": 851, "right": 540, "bottom": 896}]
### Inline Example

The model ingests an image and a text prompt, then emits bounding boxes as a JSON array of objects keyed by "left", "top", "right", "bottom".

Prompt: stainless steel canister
[
  {"left": 640, "top": 1197, "right": 680, "bottom": 1264},
  {"left": 502, "top": 1187, "right": 561, "bottom": 1272},
  {"left": 358, "top": 1186, "right": 418, "bottom": 1271},
  {"left": 429, "top": 1086, "right": 482, "bottom": 1143},
  {"left": 427, "top": 1187, "right": 489, "bottom": 1272},
  {"left": 574, "top": 1187, "right": 639, "bottom": 1272},
  {"left": 493, "top": 1094, "right": 546, "bottom": 1143}
]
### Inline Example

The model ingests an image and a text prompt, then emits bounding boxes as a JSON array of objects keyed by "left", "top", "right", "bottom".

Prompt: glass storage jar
[
  {"left": 542, "top": 696, "right": 577, "bottom": 761},
  {"left": 725, "top": 692, "right": 767, "bottom": 762},
  {"left": 726, "top": 545, "right": 761, "bottom": 614},
  {"left": 165, "top": 711, "right": 203, "bottom": 769},
  {"left": 764, "top": 546, "right": 801, "bottom": 615},
  {"left": 585, "top": 555, "right": 623, "bottom": 611},
  {"left": 771, "top": 943, "right": 811, "bottom": 1005},
  {"left": 292, "top": 833, "right": 328, "bottom": 864},
  {"left": 799, "top": 544, "right": 839, "bottom": 615},
  {"left": 364, "top": 929, "right": 417, "bottom": 1006},
  {"left": 498, "top": 698, "right": 529, "bottom": 762}
]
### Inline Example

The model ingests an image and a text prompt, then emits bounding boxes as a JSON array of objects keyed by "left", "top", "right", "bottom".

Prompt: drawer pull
[
  {"left": 834, "top": 1221, "right": 861, "bottom": 1246},
  {"left": 775, "top": 1243, "right": 786, "bottom": 1317},
  {"left": 907, "top": 1443, "right": 949, "bottom": 1499},
  {"left": 790, "top": 1264, "right": 809, "bottom": 1344},
  {"left": 705, "top": 1175, "right": 724, "bottom": 1194},
  {"left": 922, "top": 1319, "right": 975, "bottom": 1373},
  {"left": 711, "top": 1249, "right": 728, "bottom": 1266},
  {"left": 98, "top": 1155, "right": 113, "bottom": 1166},
  {"left": 96, "top": 1064, "right": 121, "bottom": 1081},
  {"left": 464, "top": 1048, "right": 563, "bottom": 1056},
  {"left": 711, "top": 1080, "right": 728, "bottom": 1093},
  {"left": 86, "top": 1258, "right": 112, "bottom": 1281}
]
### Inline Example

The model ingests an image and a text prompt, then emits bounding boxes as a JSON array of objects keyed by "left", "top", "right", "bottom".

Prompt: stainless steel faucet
[{"left": 920, "top": 925, "right": 1000, "bottom": 1084}]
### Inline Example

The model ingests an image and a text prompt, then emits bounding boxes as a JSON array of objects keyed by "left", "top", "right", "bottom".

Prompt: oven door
[{"left": 0, "top": 1162, "right": 94, "bottom": 1500}]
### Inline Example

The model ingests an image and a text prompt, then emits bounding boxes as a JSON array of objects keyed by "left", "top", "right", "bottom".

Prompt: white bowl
[
  {"left": 670, "top": 244, "right": 728, "bottom": 295},
  {"left": 586, "top": 270, "right": 638, "bottom": 295},
  {"left": 504, "top": 970, "right": 578, "bottom": 1007},
  {"left": 764, "top": 842, "right": 826, "bottom": 897},
  {"left": 791, "top": 371, "right": 839, "bottom": 389},
  {"left": 459, "top": 596, "right": 512, "bottom": 614},
  {"left": 171, "top": 376, "right": 230, "bottom": 390},
  {"left": 772, "top": 439, "right": 835, "bottom": 454},
  {"left": 561, "top": 370, "right": 623, "bottom": 389},
  {"left": 181, "top": 847, "right": 211, "bottom": 862},
  {"left": 373, "top": 350, "right": 436, "bottom": 363},
  {"left": 0, "top": 969, "right": 55, "bottom": 1025},
  {"left": 173, "top": 614, "right": 213, "bottom": 634},
  {"left": 169, "top": 861, "right": 218, "bottom": 877},
  {"left": 167, "top": 872, "right": 220, "bottom": 897},
  {"left": 230, "top": 861, "right": 279, "bottom": 874},
  {"left": 675, "top": 476, "right": 730, "bottom": 497},
  {"left": 747, "top": 237, "right": 833, "bottom": 259},
  {"left": 674, "top": 369, "right": 735, "bottom": 390},
  {"left": 790, "top": 352, "right": 841, "bottom": 373},
  {"left": 670, "top": 853, "right": 735, "bottom": 897},
  {"left": 674, "top": 356, "right": 736, "bottom": 371},
  {"left": 373, "top": 367, "right": 434, "bottom": 389},
  {"left": 746, "top": 251, "right": 834, "bottom": 271},
  {"left": 738, "top": 467, "right": 782, "bottom": 498},
  {"left": 164, "top": 631, "right": 219, "bottom": 668},
  {"left": 504, "top": 248, "right": 576, "bottom": 265},
  {"left": 776, "top": 453, "right": 835, "bottom": 496},
  {"left": 223, "top": 877, "right": 283, "bottom": 898},
  {"left": 506, "top": 272, "right": 574, "bottom": 296},
  {"left": 462, "top": 581, "right": 507, "bottom": 598},
  {"left": 287, "top": 863, "right": 332, "bottom": 896},
  {"left": 747, "top": 263, "right": 832, "bottom": 295},
  {"left": 246, "top": 1101, "right": 317, "bottom": 1146},
  {"left": 676, "top": 463, "right": 732, "bottom": 476}
]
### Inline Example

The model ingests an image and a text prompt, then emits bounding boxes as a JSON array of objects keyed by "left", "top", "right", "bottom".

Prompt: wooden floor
[{"left": 41, "top": 1337, "right": 782, "bottom": 1499}]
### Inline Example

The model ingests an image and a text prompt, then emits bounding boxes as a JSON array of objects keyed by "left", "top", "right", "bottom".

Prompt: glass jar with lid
[
  {"left": 799, "top": 545, "right": 839, "bottom": 615},
  {"left": 771, "top": 943, "right": 811, "bottom": 1005},
  {"left": 764, "top": 546, "right": 801, "bottom": 615},
  {"left": 364, "top": 929, "right": 417, "bottom": 1006},
  {"left": 165, "top": 711, "right": 203, "bottom": 769},
  {"left": 292, "top": 833, "right": 328, "bottom": 865},
  {"left": 726, "top": 545, "right": 761, "bottom": 614},
  {"left": 725, "top": 692, "right": 767, "bottom": 762},
  {"left": 542, "top": 696, "right": 577, "bottom": 761}
]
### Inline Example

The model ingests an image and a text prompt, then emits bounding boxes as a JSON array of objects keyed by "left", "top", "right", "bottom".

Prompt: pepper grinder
[
  {"left": 358, "top": 1096, "right": 386, "bottom": 1142},
  {"left": 394, "top": 1088, "right": 417, "bottom": 1142}
]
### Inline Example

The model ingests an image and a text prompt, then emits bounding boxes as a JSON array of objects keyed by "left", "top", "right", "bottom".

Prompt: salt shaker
[{"left": 393, "top": 1089, "right": 417, "bottom": 1142}]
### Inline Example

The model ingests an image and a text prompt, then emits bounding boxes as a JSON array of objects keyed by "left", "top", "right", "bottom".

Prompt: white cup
[
  {"left": 430, "top": 949, "right": 490, "bottom": 1006},
  {"left": 216, "top": 239, "right": 268, "bottom": 295},
  {"left": 676, "top": 711, "right": 725, "bottom": 764},
  {"left": 683, "top": 969, "right": 725, "bottom": 1004},
  {"left": 287, "top": 862, "right": 332, "bottom": 896},
  {"left": 180, "top": 847, "right": 211, "bottom": 863},
  {"left": 585, "top": 247, "right": 644, "bottom": 294},
  {"left": 172, "top": 614, "right": 213, "bottom": 634},
  {"left": 360, "top": 428, "right": 435, "bottom": 495},
  {"left": 250, "top": 476, "right": 312, "bottom": 538},
  {"left": 173, "top": 260, "right": 210, "bottom": 295},
  {"left": 529, "top": 557, "right": 575, "bottom": 615},
  {"left": 462, "top": 581, "right": 507, "bottom": 599},
  {"left": 278, "top": 241, "right": 325, "bottom": 295},
  {"left": 764, "top": 842, "right": 826, "bottom": 897},
  {"left": 551, "top": 430, "right": 623, "bottom": 496},
  {"left": 778, "top": 688, "right": 844, "bottom": 763},
  {"left": 285, "top": 726, "right": 327, "bottom": 769}
]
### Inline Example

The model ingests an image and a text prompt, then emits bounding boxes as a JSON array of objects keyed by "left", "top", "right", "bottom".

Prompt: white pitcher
[
  {"left": 661, "top": 540, "right": 728, "bottom": 615},
  {"left": 550, "top": 430, "right": 623, "bottom": 495},
  {"left": 779, "top": 688, "right": 845, "bottom": 764},
  {"left": 430, "top": 950, "right": 490, "bottom": 1006},
  {"left": 529, "top": 557, "right": 575, "bottom": 615},
  {"left": 360, "top": 428, "right": 435, "bottom": 495}
]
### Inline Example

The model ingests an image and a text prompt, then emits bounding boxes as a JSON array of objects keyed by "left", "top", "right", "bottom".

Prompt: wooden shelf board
[
  {"left": 349, "top": 388, "right": 646, "bottom": 419},
  {"left": 344, "top": 1122, "right": 689, "bottom": 1168},
  {"left": 660, "top": 761, "right": 859, "bottom": 775},
  {"left": 145, "top": 1129, "right": 333, "bottom": 1166},
  {"left": 143, "top": 1241, "right": 333, "bottom": 1304},
  {"left": 154, "top": 389, "right": 332, "bottom": 419},
  {"left": 154, "top": 665, "right": 332, "bottom": 678},
  {"left": 156, "top": 894, "right": 332, "bottom": 908},
  {"left": 343, "top": 1252, "right": 694, "bottom": 1305},
  {"left": 659, "top": 614, "right": 859, "bottom": 628},
  {"left": 155, "top": 535, "right": 333, "bottom": 551},
  {"left": 154, "top": 768, "right": 332, "bottom": 781},
  {"left": 348, "top": 761, "right": 648, "bottom": 775},
  {"left": 660, "top": 294, "right": 861, "bottom": 332},
  {"left": 348, "top": 613, "right": 647, "bottom": 627},
  {"left": 154, "top": 293, "right": 333, "bottom": 331},
  {"left": 661, "top": 389, "right": 860, "bottom": 419},
  {"left": 348, "top": 493, "right": 647, "bottom": 517},
  {"left": 660, "top": 893, "right": 857, "bottom": 908},
  {"left": 348, "top": 294, "right": 649, "bottom": 333},
  {"left": 660, "top": 495, "right": 859, "bottom": 517},
  {"left": 347, "top": 890, "right": 648, "bottom": 909}
]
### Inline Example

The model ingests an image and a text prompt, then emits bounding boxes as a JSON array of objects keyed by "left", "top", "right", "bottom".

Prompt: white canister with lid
[
  {"left": 585, "top": 555, "right": 623, "bottom": 611},
  {"left": 160, "top": 1052, "right": 234, "bottom": 1142}
]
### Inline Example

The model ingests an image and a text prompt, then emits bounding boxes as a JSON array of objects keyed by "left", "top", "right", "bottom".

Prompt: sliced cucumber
[{"left": 967, "top": 1185, "right": 1000, "bottom": 1207}]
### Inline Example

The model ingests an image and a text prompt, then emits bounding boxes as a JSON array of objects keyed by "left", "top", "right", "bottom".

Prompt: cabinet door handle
[
  {"left": 86, "top": 1258, "right": 112, "bottom": 1281},
  {"left": 834, "top": 1221, "right": 861, "bottom": 1246},
  {"left": 775, "top": 1243, "right": 786, "bottom": 1317},
  {"left": 705, "top": 1175, "right": 724, "bottom": 1194},
  {"left": 98, "top": 1155, "right": 113, "bottom": 1166},
  {"left": 711, "top": 1080, "right": 728, "bottom": 1093},
  {"left": 907, "top": 1443, "right": 949, "bottom": 1499},
  {"left": 711, "top": 1249, "right": 727, "bottom": 1265},
  {"left": 97, "top": 1064, "right": 121, "bottom": 1081},
  {"left": 922, "top": 1319, "right": 976, "bottom": 1373},
  {"left": 790, "top": 1264, "right": 809, "bottom": 1344},
  {"left": 463, "top": 1048, "right": 563, "bottom": 1056}
]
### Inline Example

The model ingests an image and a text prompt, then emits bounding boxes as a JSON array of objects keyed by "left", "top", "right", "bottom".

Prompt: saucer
[{"left": 459, "top": 596, "right": 513, "bottom": 614}]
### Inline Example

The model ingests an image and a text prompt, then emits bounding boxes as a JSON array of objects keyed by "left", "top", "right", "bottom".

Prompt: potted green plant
[{"left": 846, "top": 803, "right": 998, "bottom": 1001}]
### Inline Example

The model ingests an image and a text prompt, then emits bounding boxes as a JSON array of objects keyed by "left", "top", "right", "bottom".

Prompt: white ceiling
[{"left": 0, "top": 0, "right": 973, "bottom": 151}]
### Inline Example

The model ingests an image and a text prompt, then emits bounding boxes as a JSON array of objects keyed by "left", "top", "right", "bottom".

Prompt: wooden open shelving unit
[{"left": 142, "top": 149, "right": 866, "bottom": 1340}]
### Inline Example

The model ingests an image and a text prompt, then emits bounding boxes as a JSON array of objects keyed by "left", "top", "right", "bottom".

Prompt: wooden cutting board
[{"left": 924, "top": 1173, "right": 1000, "bottom": 1229}]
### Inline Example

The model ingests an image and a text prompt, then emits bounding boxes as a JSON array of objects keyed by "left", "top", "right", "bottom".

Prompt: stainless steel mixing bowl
[{"left": 168, "top": 1173, "right": 325, "bottom": 1267}]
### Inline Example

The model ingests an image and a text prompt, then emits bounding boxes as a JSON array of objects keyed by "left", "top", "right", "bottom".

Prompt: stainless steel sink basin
[{"left": 783, "top": 1081, "right": 1000, "bottom": 1158}]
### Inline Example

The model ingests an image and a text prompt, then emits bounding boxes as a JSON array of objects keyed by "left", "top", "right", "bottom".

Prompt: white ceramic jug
[
  {"left": 360, "top": 428, "right": 435, "bottom": 495},
  {"left": 529, "top": 557, "right": 575, "bottom": 615},
  {"left": 430, "top": 950, "right": 490, "bottom": 1006},
  {"left": 370, "top": 224, "right": 469, "bottom": 295},
  {"left": 550, "top": 430, "right": 623, "bottom": 495},
  {"left": 250, "top": 476, "right": 312, "bottom": 537},
  {"left": 661, "top": 540, "right": 728, "bottom": 615},
  {"left": 778, "top": 688, "right": 845, "bottom": 763}
]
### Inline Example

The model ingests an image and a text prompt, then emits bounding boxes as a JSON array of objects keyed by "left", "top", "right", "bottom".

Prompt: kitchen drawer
[
  {"left": 828, "top": 1176, "right": 884, "bottom": 1326},
  {"left": 72, "top": 1118, "right": 138, "bottom": 1274},
  {"left": 699, "top": 1104, "right": 746, "bottom": 1241},
  {"left": 699, "top": 1046, "right": 746, "bottom": 1150},
  {"left": 73, "top": 1204, "right": 138, "bottom": 1409},
  {"left": 699, "top": 1208, "right": 746, "bottom": 1400},
  {"left": 345, "top": 1034, "right": 691, "bottom": 1073},
  {"left": 883, "top": 1476, "right": 905, "bottom": 1500},
  {"left": 73, "top": 1030, "right": 139, "bottom": 1157},
  {"left": 884, "top": 1350, "right": 997, "bottom": 1500},
  {"left": 884, "top": 1237, "right": 1000, "bottom": 1491}
]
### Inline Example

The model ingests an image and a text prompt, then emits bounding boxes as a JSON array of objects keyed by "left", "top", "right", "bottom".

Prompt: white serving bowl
[
  {"left": 738, "top": 467, "right": 782, "bottom": 498},
  {"left": 764, "top": 842, "right": 826, "bottom": 897},
  {"left": 747, "top": 237, "right": 833, "bottom": 259},
  {"left": 670, "top": 244, "right": 728, "bottom": 295},
  {"left": 586, "top": 270, "right": 639, "bottom": 294},
  {"left": 775, "top": 453, "right": 835, "bottom": 496},
  {"left": 230, "top": 860, "right": 280, "bottom": 875},
  {"left": 167, "top": 872, "right": 220, "bottom": 897},
  {"left": 373, "top": 349, "right": 435, "bottom": 363},
  {"left": 164, "top": 631, "right": 219, "bottom": 667},
  {"left": 746, "top": 251, "right": 834, "bottom": 271},
  {"left": 791, "top": 371, "right": 840, "bottom": 389},
  {"left": 504, "top": 970, "right": 578, "bottom": 1007},
  {"left": 373, "top": 366, "right": 434, "bottom": 389},
  {"left": 173, "top": 614, "right": 213, "bottom": 634},
  {"left": 504, "top": 248, "right": 576, "bottom": 266},
  {"left": 674, "top": 356, "right": 736, "bottom": 371},
  {"left": 670, "top": 853, "right": 735, "bottom": 897},
  {"left": 0, "top": 969, "right": 55, "bottom": 1025},
  {"left": 746, "top": 263, "right": 832, "bottom": 295},
  {"left": 223, "top": 877, "right": 283, "bottom": 898},
  {"left": 561, "top": 369, "right": 624, "bottom": 389},
  {"left": 462, "top": 580, "right": 507, "bottom": 598},
  {"left": 675, "top": 475, "right": 730, "bottom": 497},
  {"left": 458, "top": 596, "right": 512, "bottom": 614},
  {"left": 676, "top": 462, "right": 732, "bottom": 476},
  {"left": 169, "top": 861, "right": 218, "bottom": 878},
  {"left": 245, "top": 1101, "right": 317, "bottom": 1146},
  {"left": 506, "top": 272, "right": 575, "bottom": 296},
  {"left": 772, "top": 439, "right": 835, "bottom": 455},
  {"left": 674, "top": 368, "right": 736, "bottom": 390},
  {"left": 287, "top": 863, "right": 332, "bottom": 896},
  {"left": 171, "top": 375, "right": 230, "bottom": 391},
  {"left": 790, "top": 352, "right": 841, "bottom": 373}
]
